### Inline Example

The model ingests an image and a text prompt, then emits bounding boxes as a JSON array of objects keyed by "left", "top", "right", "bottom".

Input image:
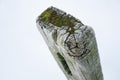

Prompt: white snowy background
[{"left": 0, "top": 0, "right": 120, "bottom": 80}]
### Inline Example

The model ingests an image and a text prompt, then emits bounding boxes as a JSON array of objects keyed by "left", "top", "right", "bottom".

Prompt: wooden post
[{"left": 36, "top": 6, "right": 104, "bottom": 80}]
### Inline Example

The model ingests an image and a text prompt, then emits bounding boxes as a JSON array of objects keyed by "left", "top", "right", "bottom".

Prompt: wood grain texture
[{"left": 36, "top": 6, "right": 103, "bottom": 80}]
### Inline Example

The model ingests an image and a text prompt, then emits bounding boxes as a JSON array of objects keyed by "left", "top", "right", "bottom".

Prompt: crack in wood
[{"left": 57, "top": 52, "right": 72, "bottom": 75}]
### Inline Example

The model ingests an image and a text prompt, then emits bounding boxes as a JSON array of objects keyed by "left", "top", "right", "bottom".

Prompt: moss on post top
[{"left": 37, "top": 6, "right": 83, "bottom": 27}]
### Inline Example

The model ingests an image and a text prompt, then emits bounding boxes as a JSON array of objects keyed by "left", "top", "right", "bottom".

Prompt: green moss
[
  {"left": 39, "top": 8, "right": 78, "bottom": 27},
  {"left": 43, "top": 12, "right": 51, "bottom": 19},
  {"left": 57, "top": 52, "right": 72, "bottom": 75},
  {"left": 39, "top": 9, "right": 52, "bottom": 22}
]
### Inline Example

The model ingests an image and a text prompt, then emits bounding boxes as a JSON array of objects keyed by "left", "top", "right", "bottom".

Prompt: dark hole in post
[{"left": 57, "top": 52, "right": 72, "bottom": 75}]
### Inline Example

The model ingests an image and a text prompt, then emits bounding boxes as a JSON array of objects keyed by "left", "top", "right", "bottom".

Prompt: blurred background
[{"left": 0, "top": 0, "right": 120, "bottom": 80}]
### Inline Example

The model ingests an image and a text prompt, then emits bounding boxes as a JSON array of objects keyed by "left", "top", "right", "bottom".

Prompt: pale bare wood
[{"left": 36, "top": 6, "right": 103, "bottom": 80}]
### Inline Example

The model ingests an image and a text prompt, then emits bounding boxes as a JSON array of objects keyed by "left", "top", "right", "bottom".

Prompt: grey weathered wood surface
[{"left": 36, "top": 6, "right": 104, "bottom": 80}]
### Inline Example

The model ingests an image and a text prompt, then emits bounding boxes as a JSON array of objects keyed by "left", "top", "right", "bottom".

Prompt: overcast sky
[{"left": 0, "top": 0, "right": 120, "bottom": 80}]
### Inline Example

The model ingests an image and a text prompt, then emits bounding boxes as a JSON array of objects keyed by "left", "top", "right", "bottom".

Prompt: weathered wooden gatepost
[{"left": 36, "top": 6, "right": 104, "bottom": 80}]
